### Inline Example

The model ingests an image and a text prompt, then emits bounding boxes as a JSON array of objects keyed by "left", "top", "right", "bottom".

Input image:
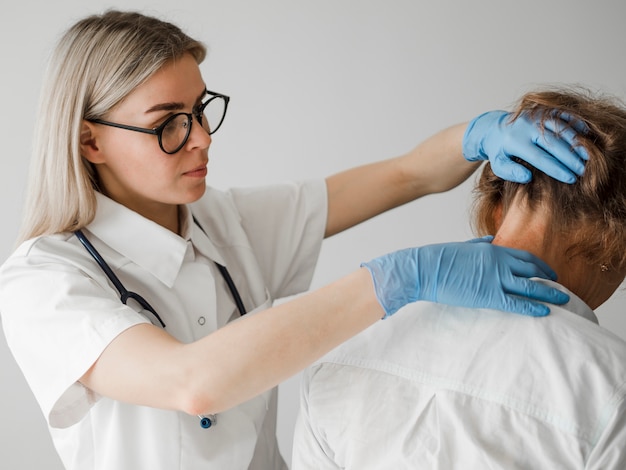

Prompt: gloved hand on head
[
  {"left": 361, "top": 236, "right": 569, "bottom": 319},
  {"left": 463, "top": 110, "right": 589, "bottom": 184}
]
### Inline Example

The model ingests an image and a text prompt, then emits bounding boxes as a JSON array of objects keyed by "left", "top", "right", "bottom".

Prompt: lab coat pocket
[
  {"left": 227, "top": 288, "right": 272, "bottom": 324},
  {"left": 247, "top": 289, "right": 272, "bottom": 317}
]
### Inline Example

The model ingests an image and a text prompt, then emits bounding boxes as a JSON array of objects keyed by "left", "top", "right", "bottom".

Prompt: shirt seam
[{"left": 322, "top": 356, "right": 599, "bottom": 444}]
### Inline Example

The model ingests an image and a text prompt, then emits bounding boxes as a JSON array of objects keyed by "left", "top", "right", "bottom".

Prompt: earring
[{"left": 600, "top": 264, "right": 610, "bottom": 272}]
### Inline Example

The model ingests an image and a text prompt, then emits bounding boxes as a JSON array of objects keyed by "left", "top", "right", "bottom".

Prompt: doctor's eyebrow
[
  {"left": 145, "top": 101, "right": 185, "bottom": 113},
  {"left": 144, "top": 88, "right": 208, "bottom": 114}
]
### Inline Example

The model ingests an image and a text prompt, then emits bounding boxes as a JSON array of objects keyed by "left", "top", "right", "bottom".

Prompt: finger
[
  {"left": 537, "top": 126, "right": 588, "bottom": 170},
  {"left": 504, "top": 258, "right": 557, "bottom": 283},
  {"left": 466, "top": 235, "right": 494, "bottom": 244},
  {"left": 503, "top": 277, "right": 570, "bottom": 305},
  {"left": 497, "top": 296, "right": 551, "bottom": 317},
  {"left": 543, "top": 117, "right": 590, "bottom": 163},
  {"left": 511, "top": 142, "right": 579, "bottom": 183},
  {"left": 552, "top": 111, "right": 589, "bottom": 135},
  {"left": 497, "top": 247, "right": 558, "bottom": 280},
  {"left": 504, "top": 114, "right": 586, "bottom": 181},
  {"left": 536, "top": 132, "right": 587, "bottom": 177},
  {"left": 490, "top": 153, "right": 532, "bottom": 183}
]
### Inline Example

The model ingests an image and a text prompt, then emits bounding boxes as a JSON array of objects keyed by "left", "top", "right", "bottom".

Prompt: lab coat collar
[
  {"left": 180, "top": 204, "right": 226, "bottom": 266},
  {"left": 87, "top": 193, "right": 188, "bottom": 288}
]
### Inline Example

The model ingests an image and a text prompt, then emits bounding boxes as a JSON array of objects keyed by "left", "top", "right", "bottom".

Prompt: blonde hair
[
  {"left": 472, "top": 86, "right": 626, "bottom": 271},
  {"left": 17, "top": 10, "right": 206, "bottom": 245}
]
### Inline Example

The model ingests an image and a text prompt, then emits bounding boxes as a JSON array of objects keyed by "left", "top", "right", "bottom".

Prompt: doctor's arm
[
  {"left": 325, "top": 123, "right": 474, "bottom": 237},
  {"left": 80, "top": 238, "right": 567, "bottom": 417},
  {"left": 81, "top": 267, "right": 383, "bottom": 416},
  {"left": 325, "top": 111, "right": 588, "bottom": 237}
]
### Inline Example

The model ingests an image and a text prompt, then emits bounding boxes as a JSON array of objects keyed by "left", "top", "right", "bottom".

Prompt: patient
[{"left": 292, "top": 87, "right": 626, "bottom": 469}]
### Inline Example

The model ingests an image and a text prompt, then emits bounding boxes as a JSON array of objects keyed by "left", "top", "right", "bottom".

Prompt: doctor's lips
[{"left": 183, "top": 165, "right": 208, "bottom": 177}]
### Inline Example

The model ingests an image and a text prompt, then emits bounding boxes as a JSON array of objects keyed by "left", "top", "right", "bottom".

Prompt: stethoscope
[{"left": 74, "top": 216, "right": 247, "bottom": 429}]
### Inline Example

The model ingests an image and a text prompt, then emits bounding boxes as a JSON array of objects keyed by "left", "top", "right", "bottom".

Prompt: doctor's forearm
[
  {"left": 324, "top": 122, "right": 479, "bottom": 237},
  {"left": 79, "top": 271, "right": 383, "bottom": 416},
  {"left": 183, "top": 268, "right": 383, "bottom": 416}
]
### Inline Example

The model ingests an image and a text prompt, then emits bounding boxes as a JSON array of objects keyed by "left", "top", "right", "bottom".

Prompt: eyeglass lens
[
  {"left": 160, "top": 96, "right": 227, "bottom": 153},
  {"left": 203, "top": 97, "right": 227, "bottom": 135}
]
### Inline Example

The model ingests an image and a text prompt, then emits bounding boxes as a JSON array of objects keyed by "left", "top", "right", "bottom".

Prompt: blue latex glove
[
  {"left": 361, "top": 237, "right": 569, "bottom": 318},
  {"left": 463, "top": 110, "right": 589, "bottom": 184}
]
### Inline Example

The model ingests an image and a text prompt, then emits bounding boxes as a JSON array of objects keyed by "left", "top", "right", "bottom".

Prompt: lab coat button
[{"left": 198, "top": 316, "right": 206, "bottom": 326}]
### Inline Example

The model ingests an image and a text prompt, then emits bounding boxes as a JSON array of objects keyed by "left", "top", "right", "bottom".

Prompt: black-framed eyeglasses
[{"left": 89, "top": 89, "right": 230, "bottom": 154}]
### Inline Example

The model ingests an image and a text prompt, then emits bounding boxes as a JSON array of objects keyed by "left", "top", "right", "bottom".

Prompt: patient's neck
[
  {"left": 491, "top": 203, "right": 619, "bottom": 310},
  {"left": 491, "top": 204, "right": 554, "bottom": 272}
]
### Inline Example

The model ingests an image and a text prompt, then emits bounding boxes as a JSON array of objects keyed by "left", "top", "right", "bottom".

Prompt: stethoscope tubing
[
  {"left": 74, "top": 218, "right": 248, "bottom": 328},
  {"left": 75, "top": 229, "right": 167, "bottom": 327},
  {"left": 214, "top": 262, "right": 247, "bottom": 319}
]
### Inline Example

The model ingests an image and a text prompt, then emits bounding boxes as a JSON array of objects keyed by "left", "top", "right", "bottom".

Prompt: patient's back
[{"left": 293, "top": 282, "right": 626, "bottom": 470}]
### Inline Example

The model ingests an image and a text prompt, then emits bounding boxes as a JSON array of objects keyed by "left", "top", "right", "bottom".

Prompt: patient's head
[{"left": 473, "top": 87, "right": 626, "bottom": 309}]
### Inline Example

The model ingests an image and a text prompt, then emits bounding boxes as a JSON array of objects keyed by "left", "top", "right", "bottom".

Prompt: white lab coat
[{"left": 0, "top": 180, "right": 327, "bottom": 470}]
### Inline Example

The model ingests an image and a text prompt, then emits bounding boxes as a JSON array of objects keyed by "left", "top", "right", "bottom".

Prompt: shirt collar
[
  {"left": 87, "top": 193, "right": 188, "bottom": 287},
  {"left": 537, "top": 278, "right": 599, "bottom": 324},
  {"left": 179, "top": 204, "right": 226, "bottom": 265}
]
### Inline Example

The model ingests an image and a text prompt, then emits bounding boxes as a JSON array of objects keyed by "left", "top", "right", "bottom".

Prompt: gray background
[{"left": 1, "top": 1, "right": 625, "bottom": 468}]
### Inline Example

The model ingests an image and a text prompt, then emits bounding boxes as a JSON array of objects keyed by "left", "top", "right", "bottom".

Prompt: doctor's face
[{"left": 83, "top": 54, "right": 212, "bottom": 221}]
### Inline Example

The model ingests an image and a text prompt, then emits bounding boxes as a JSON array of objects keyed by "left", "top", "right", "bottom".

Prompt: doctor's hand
[
  {"left": 463, "top": 110, "right": 588, "bottom": 184},
  {"left": 361, "top": 237, "right": 569, "bottom": 319}
]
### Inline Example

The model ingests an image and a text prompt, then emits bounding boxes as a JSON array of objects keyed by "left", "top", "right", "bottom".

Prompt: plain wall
[{"left": 1, "top": 1, "right": 625, "bottom": 468}]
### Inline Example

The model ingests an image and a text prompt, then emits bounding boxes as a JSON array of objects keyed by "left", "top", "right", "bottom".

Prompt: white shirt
[
  {"left": 0, "top": 180, "right": 327, "bottom": 470},
  {"left": 293, "top": 282, "right": 626, "bottom": 469}
]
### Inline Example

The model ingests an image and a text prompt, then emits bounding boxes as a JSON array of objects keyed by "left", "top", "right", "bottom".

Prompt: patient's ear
[{"left": 80, "top": 121, "right": 104, "bottom": 164}]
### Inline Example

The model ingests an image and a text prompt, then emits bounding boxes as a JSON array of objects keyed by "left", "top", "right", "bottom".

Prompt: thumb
[{"left": 466, "top": 235, "right": 494, "bottom": 244}]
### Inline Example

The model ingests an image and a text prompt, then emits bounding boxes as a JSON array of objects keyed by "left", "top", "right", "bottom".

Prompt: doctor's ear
[{"left": 80, "top": 121, "right": 104, "bottom": 163}]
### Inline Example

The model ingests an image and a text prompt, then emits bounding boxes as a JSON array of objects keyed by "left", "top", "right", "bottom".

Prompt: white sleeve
[
  {"left": 228, "top": 179, "right": 327, "bottom": 299},
  {"left": 0, "top": 236, "right": 149, "bottom": 428}
]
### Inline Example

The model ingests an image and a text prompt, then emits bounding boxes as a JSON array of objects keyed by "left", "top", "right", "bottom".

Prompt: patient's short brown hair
[{"left": 472, "top": 86, "right": 626, "bottom": 271}]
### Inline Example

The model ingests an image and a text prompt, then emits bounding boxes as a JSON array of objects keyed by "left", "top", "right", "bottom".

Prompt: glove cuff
[
  {"left": 361, "top": 262, "right": 394, "bottom": 319},
  {"left": 361, "top": 247, "right": 420, "bottom": 319},
  {"left": 462, "top": 110, "right": 508, "bottom": 162}
]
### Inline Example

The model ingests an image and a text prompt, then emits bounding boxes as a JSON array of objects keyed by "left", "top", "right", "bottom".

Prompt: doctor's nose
[{"left": 187, "top": 116, "right": 212, "bottom": 150}]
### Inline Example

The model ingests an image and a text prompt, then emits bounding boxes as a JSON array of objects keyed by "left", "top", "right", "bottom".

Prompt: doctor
[{"left": 0, "top": 10, "right": 587, "bottom": 470}]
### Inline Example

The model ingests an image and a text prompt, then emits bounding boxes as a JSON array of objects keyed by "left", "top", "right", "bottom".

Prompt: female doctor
[{"left": 0, "top": 10, "right": 588, "bottom": 470}]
